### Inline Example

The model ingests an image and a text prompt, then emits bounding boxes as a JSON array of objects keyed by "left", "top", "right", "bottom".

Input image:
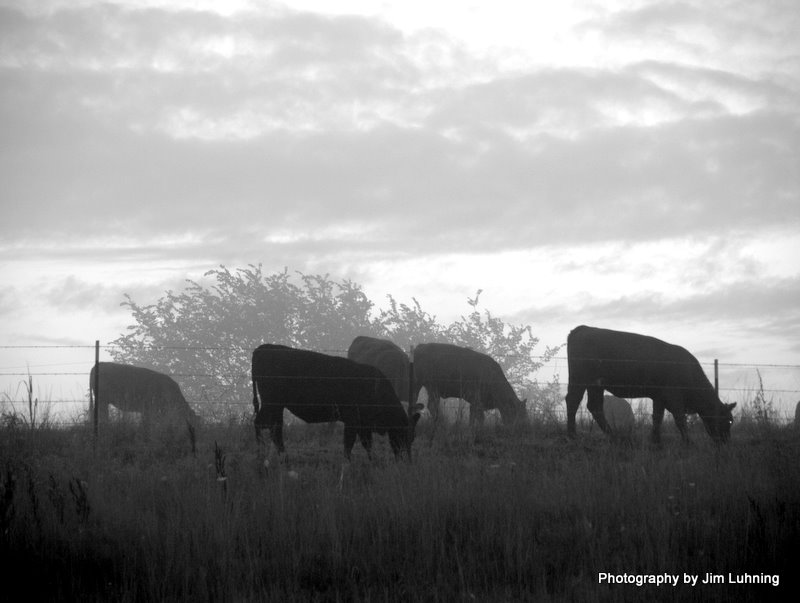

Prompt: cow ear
[{"left": 726, "top": 402, "right": 737, "bottom": 411}]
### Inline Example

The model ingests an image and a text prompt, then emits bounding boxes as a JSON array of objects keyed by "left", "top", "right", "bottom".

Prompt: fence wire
[
  {"left": 1, "top": 343, "right": 798, "bottom": 367},
  {"left": 2, "top": 343, "right": 799, "bottom": 407}
]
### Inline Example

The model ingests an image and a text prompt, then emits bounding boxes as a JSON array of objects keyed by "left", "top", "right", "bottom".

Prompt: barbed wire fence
[{"left": 1, "top": 342, "right": 799, "bottom": 429}]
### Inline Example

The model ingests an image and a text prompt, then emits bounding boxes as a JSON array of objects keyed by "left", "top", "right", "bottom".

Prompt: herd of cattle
[{"left": 89, "top": 325, "right": 737, "bottom": 458}]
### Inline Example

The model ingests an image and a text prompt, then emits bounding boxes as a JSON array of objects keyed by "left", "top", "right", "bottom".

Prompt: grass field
[{"left": 1, "top": 410, "right": 798, "bottom": 602}]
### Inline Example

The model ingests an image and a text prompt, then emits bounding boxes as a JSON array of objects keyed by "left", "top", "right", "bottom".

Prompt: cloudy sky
[{"left": 1, "top": 0, "right": 799, "bottom": 413}]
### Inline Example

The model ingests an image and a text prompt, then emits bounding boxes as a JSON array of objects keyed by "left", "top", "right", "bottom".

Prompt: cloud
[
  {"left": 0, "top": 3, "right": 424, "bottom": 133},
  {"left": 578, "top": 0, "right": 800, "bottom": 76},
  {"left": 576, "top": 277, "right": 800, "bottom": 326},
  {"left": 514, "top": 271, "right": 800, "bottom": 360},
  {"left": 2, "top": 4, "right": 797, "bottom": 257},
  {"left": 44, "top": 275, "right": 133, "bottom": 312},
  {"left": 1, "top": 1, "right": 798, "bottom": 300},
  {"left": 3, "top": 103, "right": 797, "bottom": 255},
  {"left": 0, "top": 288, "right": 19, "bottom": 315}
]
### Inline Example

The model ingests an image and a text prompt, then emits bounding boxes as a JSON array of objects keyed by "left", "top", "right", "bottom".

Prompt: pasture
[{"left": 1, "top": 413, "right": 797, "bottom": 601}]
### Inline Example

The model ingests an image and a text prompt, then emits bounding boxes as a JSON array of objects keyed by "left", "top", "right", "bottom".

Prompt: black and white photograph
[{"left": 1, "top": 0, "right": 798, "bottom": 600}]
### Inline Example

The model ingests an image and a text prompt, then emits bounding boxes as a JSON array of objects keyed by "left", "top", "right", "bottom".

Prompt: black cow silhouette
[
  {"left": 412, "top": 342, "right": 527, "bottom": 425},
  {"left": 565, "top": 325, "right": 735, "bottom": 443},
  {"left": 252, "top": 344, "right": 423, "bottom": 460},
  {"left": 89, "top": 362, "right": 197, "bottom": 426},
  {"left": 347, "top": 336, "right": 411, "bottom": 403}
]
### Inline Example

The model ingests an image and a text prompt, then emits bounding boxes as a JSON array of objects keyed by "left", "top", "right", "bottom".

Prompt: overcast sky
[{"left": 1, "top": 0, "right": 799, "bottom": 413}]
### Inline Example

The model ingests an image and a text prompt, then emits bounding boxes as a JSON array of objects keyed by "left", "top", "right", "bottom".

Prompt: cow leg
[
  {"left": 673, "top": 412, "right": 690, "bottom": 443},
  {"left": 468, "top": 388, "right": 484, "bottom": 426},
  {"left": 268, "top": 420, "right": 286, "bottom": 458},
  {"left": 343, "top": 425, "right": 358, "bottom": 460},
  {"left": 565, "top": 382, "right": 586, "bottom": 437},
  {"left": 667, "top": 398, "right": 690, "bottom": 442},
  {"left": 587, "top": 387, "right": 612, "bottom": 435},
  {"left": 358, "top": 430, "right": 374, "bottom": 460},
  {"left": 661, "top": 392, "right": 691, "bottom": 443},
  {"left": 257, "top": 409, "right": 286, "bottom": 466},
  {"left": 273, "top": 422, "right": 285, "bottom": 453},
  {"left": 140, "top": 409, "right": 153, "bottom": 435},
  {"left": 426, "top": 388, "right": 441, "bottom": 422},
  {"left": 255, "top": 403, "right": 285, "bottom": 451},
  {"left": 469, "top": 401, "right": 486, "bottom": 426},
  {"left": 91, "top": 397, "right": 110, "bottom": 424},
  {"left": 651, "top": 400, "right": 665, "bottom": 444}
]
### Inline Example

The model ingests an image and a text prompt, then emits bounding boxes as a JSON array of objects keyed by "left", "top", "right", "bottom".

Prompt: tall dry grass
[{"left": 1, "top": 411, "right": 798, "bottom": 601}]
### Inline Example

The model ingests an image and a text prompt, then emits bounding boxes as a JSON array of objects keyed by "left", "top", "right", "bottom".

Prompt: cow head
[
  {"left": 388, "top": 402, "right": 424, "bottom": 461},
  {"left": 500, "top": 397, "right": 528, "bottom": 425},
  {"left": 703, "top": 402, "right": 737, "bottom": 443}
]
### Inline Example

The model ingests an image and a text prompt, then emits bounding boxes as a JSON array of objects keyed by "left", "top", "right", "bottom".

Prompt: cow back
[
  {"left": 252, "top": 345, "right": 408, "bottom": 430},
  {"left": 414, "top": 343, "right": 521, "bottom": 415},
  {"left": 567, "top": 326, "right": 716, "bottom": 408},
  {"left": 347, "top": 336, "right": 410, "bottom": 402},
  {"left": 90, "top": 362, "right": 195, "bottom": 419}
]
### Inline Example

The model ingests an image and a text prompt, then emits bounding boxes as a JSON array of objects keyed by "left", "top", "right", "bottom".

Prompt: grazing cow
[
  {"left": 565, "top": 326, "right": 736, "bottom": 443},
  {"left": 347, "top": 336, "right": 410, "bottom": 403},
  {"left": 412, "top": 343, "right": 527, "bottom": 425},
  {"left": 251, "top": 344, "right": 423, "bottom": 460},
  {"left": 602, "top": 395, "right": 635, "bottom": 437},
  {"left": 89, "top": 362, "right": 198, "bottom": 426}
]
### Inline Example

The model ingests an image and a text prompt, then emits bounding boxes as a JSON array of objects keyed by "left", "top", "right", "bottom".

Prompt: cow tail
[{"left": 252, "top": 375, "right": 260, "bottom": 417}]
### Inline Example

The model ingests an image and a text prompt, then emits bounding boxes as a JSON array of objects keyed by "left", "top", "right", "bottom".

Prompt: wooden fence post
[
  {"left": 93, "top": 340, "right": 100, "bottom": 445},
  {"left": 714, "top": 359, "right": 719, "bottom": 396},
  {"left": 408, "top": 345, "right": 415, "bottom": 407}
]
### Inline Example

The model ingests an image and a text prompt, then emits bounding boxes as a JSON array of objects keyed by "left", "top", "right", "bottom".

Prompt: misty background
[{"left": 1, "top": 0, "right": 798, "bottom": 418}]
